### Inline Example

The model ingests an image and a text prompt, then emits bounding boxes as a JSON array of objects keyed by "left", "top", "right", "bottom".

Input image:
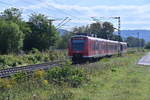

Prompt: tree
[
  {"left": 100, "top": 22, "right": 114, "bottom": 39},
  {"left": 145, "top": 42, "right": 150, "bottom": 49},
  {"left": 0, "top": 7, "right": 22, "bottom": 22},
  {"left": 73, "top": 25, "right": 91, "bottom": 33},
  {"left": 111, "top": 34, "right": 123, "bottom": 42},
  {"left": 24, "top": 13, "right": 58, "bottom": 51},
  {"left": 89, "top": 23, "right": 102, "bottom": 36},
  {"left": 140, "top": 39, "right": 145, "bottom": 47},
  {"left": 56, "top": 32, "right": 73, "bottom": 49},
  {"left": 0, "top": 7, "right": 31, "bottom": 35},
  {"left": 0, "top": 20, "right": 24, "bottom": 54},
  {"left": 0, "top": 7, "right": 31, "bottom": 50},
  {"left": 125, "top": 36, "right": 145, "bottom": 47},
  {"left": 72, "top": 22, "right": 122, "bottom": 41}
]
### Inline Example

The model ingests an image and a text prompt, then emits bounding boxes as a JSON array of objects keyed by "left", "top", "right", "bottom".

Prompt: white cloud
[
  {"left": 19, "top": 1, "right": 150, "bottom": 18},
  {"left": 3, "top": 0, "right": 150, "bottom": 30}
]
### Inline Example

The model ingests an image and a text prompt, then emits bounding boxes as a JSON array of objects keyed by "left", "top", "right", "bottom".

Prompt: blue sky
[{"left": 1, "top": 0, "right": 150, "bottom": 30}]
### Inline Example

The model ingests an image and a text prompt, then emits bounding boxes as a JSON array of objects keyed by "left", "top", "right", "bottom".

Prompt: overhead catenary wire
[
  {"left": 0, "top": 0, "right": 93, "bottom": 30},
  {"left": 56, "top": 18, "right": 71, "bottom": 30},
  {"left": 34, "top": 0, "right": 81, "bottom": 20},
  {"left": 20, "top": 0, "right": 73, "bottom": 30},
  {"left": 52, "top": 0, "right": 82, "bottom": 17},
  {"left": 56, "top": 17, "right": 69, "bottom": 28}
]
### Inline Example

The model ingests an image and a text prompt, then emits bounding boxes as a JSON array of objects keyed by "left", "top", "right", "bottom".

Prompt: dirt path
[{"left": 138, "top": 52, "right": 150, "bottom": 66}]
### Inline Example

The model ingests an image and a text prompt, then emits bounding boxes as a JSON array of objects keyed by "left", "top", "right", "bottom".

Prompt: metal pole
[
  {"left": 117, "top": 17, "right": 121, "bottom": 56},
  {"left": 137, "top": 32, "right": 140, "bottom": 51},
  {"left": 118, "top": 17, "right": 121, "bottom": 37}
]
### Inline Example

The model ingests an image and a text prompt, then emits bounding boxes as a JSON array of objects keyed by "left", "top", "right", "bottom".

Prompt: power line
[
  {"left": 56, "top": 18, "right": 71, "bottom": 30},
  {"left": 56, "top": 17, "right": 69, "bottom": 28},
  {"left": 92, "top": 16, "right": 121, "bottom": 36},
  {"left": 34, "top": 0, "right": 80, "bottom": 20},
  {"left": 52, "top": 0, "right": 82, "bottom": 18},
  {"left": 20, "top": 0, "right": 77, "bottom": 18}
]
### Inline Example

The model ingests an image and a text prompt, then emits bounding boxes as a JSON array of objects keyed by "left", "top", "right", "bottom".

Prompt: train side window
[
  {"left": 99, "top": 43, "right": 101, "bottom": 50},
  {"left": 92, "top": 41, "right": 99, "bottom": 50},
  {"left": 96, "top": 41, "right": 99, "bottom": 50},
  {"left": 92, "top": 42, "right": 96, "bottom": 50}
]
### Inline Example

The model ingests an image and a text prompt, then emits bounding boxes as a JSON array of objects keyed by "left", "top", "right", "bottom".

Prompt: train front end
[{"left": 68, "top": 35, "right": 88, "bottom": 63}]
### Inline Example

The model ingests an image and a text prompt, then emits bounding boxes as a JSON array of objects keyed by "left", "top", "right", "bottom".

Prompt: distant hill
[
  {"left": 114, "top": 30, "right": 150, "bottom": 42},
  {"left": 58, "top": 29, "right": 150, "bottom": 42},
  {"left": 57, "top": 29, "right": 69, "bottom": 36}
]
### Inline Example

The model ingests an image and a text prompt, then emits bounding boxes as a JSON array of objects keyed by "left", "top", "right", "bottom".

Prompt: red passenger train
[{"left": 68, "top": 34, "right": 127, "bottom": 63}]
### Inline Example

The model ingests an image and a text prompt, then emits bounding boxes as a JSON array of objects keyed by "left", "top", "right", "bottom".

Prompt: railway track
[{"left": 0, "top": 60, "right": 66, "bottom": 78}]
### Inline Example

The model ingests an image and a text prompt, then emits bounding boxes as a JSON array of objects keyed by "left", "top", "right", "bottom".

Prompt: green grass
[
  {"left": 0, "top": 50, "right": 67, "bottom": 69},
  {"left": 0, "top": 51, "right": 149, "bottom": 100},
  {"left": 71, "top": 51, "right": 150, "bottom": 100}
]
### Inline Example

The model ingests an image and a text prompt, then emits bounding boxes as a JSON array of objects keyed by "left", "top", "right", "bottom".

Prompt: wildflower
[
  {"left": 34, "top": 70, "right": 45, "bottom": 79},
  {"left": 42, "top": 80, "right": 48, "bottom": 85}
]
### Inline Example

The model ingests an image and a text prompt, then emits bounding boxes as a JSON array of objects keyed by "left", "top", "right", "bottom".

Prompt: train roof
[
  {"left": 71, "top": 35, "right": 127, "bottom": 44},
  {"left": 120, "top": 42, "right": 127, "bottom": 45}
]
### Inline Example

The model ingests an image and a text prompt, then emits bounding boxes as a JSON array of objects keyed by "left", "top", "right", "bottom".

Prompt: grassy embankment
[
  {"left": 71, "top": 50, "right": 150, "bottom": 100},
  {"left": 0, "top": 49, "right": 67, "bottom": 69},
  {"left": 0, "top": 49, "right": 150, "bottom": 100}
]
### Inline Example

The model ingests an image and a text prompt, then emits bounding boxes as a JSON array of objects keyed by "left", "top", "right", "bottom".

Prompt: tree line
[
  {"left": 0, "top": 7, "right": 147, "bottom": 54},
  {"left": 58, "top": 23, "right": 147, "bottom": 49},
  {"left": 72, "top": 22, "right": 123, "bottom": 41},
  {"left": 125, "top": 36, "right": 145, "bottom": 47},
  {"left": 0, "top": 7, "right": 58, "bottom": 54},
  {"left": 56, "top": 22, "right": 123, "bottom": 49}
]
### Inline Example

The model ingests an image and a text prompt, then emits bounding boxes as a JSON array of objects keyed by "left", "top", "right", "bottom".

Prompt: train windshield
[{"left": 72, "top": 39, "right": 85, "bottom": 51}]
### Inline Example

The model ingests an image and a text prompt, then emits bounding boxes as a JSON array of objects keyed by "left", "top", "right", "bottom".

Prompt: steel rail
[{"left": 0, "top": 60, "right": 66, "bottom": 78}]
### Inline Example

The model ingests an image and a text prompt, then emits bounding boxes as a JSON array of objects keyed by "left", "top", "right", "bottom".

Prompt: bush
[
  {"left": 29, "top": 48, "right": 40, "bottom": 54},
  {"left": 34, "top": 69, "right": 45, "bottom": 79},
  {"left": 12, "top": 71, "right": 27, "bottom": 82},
  {"left": 0, "top": 50, "right": 67, "bottom": 69},
  {"left": 0, "top": 20, "right": 24, "bottom": 54},
  {"left": 46, "top": 65, "right": 88, "bottom": 87},
  {"left": 145, "top": 42, "right": 150, "bottom": 49},
  {"left": 0, "top": 78, "right": 15, "bottom": 90},
  {"left": 0, "top": 55, "right": 24, "bottom": 69}
]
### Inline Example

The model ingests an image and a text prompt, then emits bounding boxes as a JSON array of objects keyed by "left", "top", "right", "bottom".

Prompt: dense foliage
[
  {"left": 0, "top": 49, "right": 66, "bottom": 69},
  {"left": 72, "top": 22, "right": 123, "bottom": 41},
  {"left": 0, "top": 7, "right": 58, "bottom": 54},
  {"left": 46, "top": 66, "right": 87, "bottom": 87},
  {"left": 24, "top": 13, "right": 58, "bottom": 51},
  {"left": 125, "top": 36, "right": 145, "bottom": 47},
  {"left": 0, "top": 20, "right": 24, "bottom": 54},
  {"left": 0, "top": 50, "right": 147, "bottom": 100},
  {"left": 144, "top": 42, "right": 150, "bottom": 49},
  {"left": 56, "top": 32, "right": 73, "bottom": 49},
  {"left": 0, "top": 63, "right": 88, "bottom": 100}
]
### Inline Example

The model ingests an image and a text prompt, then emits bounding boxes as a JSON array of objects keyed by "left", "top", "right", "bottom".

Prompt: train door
[
  {"left": 118, "top": 44, "right": 123, "bottom": 56},
  {"left": 120, "top": 44, "right": 123, "bottom": 52}
]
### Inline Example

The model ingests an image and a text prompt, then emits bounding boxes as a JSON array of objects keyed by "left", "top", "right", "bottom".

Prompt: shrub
[
  {"left": 0, "top": 78, "right": 15, "bottom": 90},
  {"left": 0, "top": 55, "right": 24, "bottom": 69},
  {"left": 29, "top": 48, "right": 40, "bottom": 54},
  {"left": 145, "top": 42, "right": 150, "bottom": 49},
  {"left": 46, "top": 65, "right": 88, "bottom": 87},
  {"left": 12, "top": 71, "right": 27, "bottom": 82},
  {"left": 0, "top": 20, "right": 24, "bottom": 54},
  {"left": 34, "top": 69, "right": 45, "bottom": 79}
]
